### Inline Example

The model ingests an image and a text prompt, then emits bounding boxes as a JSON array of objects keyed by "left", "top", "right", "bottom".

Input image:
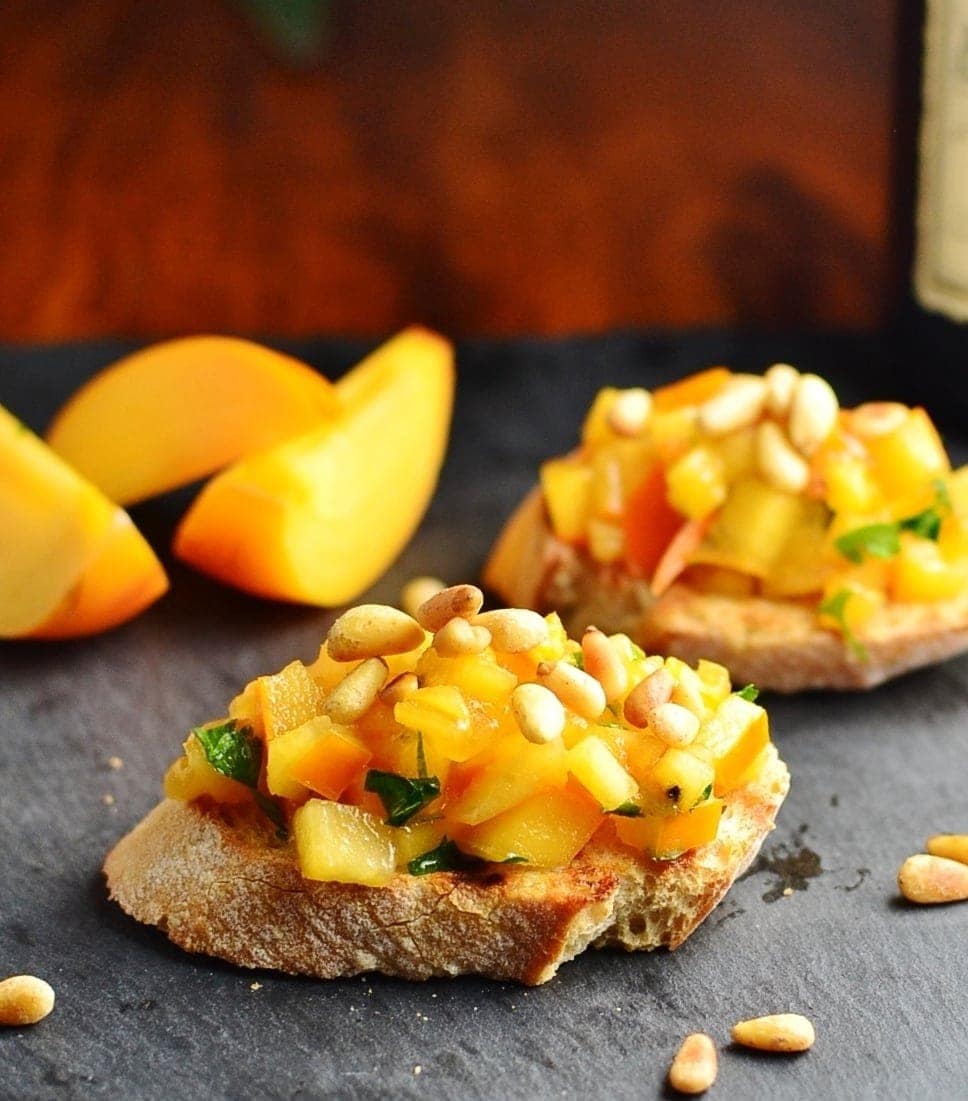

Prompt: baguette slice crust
[
  {"left": 484, "top": 488, "right": 968, "bottom": 692},
  {"left": 104, "top": 747, "right": 788, "bottom": 986}
]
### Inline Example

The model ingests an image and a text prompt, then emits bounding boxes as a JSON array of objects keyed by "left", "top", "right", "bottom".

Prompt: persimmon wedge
[
  {"left": 0, "top": 405, "right": 168, "bottom": 639},
  {"left": 173, "top": 327, "right": 455, "bottom": 605},
  {"left": 46, "top": 336, "right": 340, "bottom": 506}
]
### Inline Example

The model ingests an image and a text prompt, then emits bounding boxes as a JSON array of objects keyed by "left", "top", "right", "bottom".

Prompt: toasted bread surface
[
  {"left": 104, "top": 748, "right": 788, "bottom": 985},
  {"left": 485, "top": 489, "right": 968, "bottom": 692}
]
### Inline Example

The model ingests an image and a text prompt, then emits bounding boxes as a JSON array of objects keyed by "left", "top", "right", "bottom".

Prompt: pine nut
[
  {"left": 606, "top": 388, "right": 653, "bottom": 437},
  {"left": 0, "top": 975, "right": 55, "bottom": 1027},
  {"left": 415, "top": 584, "right": 484, "bottom": 632},
  {"left": 764, "top": 363, "right": 800, "bottom": 417},
  {"left": 898, "top": 854, "right": 968, "bottom": 904},
  {"left": 789, "top": 373, "right": 839, "bottom": 456},
  {"left": 473, "top": 609, "right": 549, "bottom": 653},
  {"left": 668, "top": 1032, "right": 717, "bottom": 1095},
  {"left": 327, "top": 605, "right": 426, "bottom": 661},
  {"left": 379, "top": 671, "right": 419, "bottom": 705},
  {"left": 926, "top": 834, "right": 968, "bottom": 865},
  {"left": 511, "top": 683, "right": 566, "bottom": 744},
  {"left": 850, "top": 401, "right": 908, "bottom": 439},
  {"left": 536, "top": 660, "right": 607, "bottom": 719},
  {"left": 731, "top": 1013, "right": 815, "bottom": 1053},
  {"left": 756, "top": 421, "right": 810, "bottom": 494},
  {"left": 697, "top": 375, "right": 767, "bottom": 436},
  {"left": 623, "top": 667, "right": 674, "bottom": 728},
  {"left": 323, "top": 658, "right": 388, "bottom": 723},
  {"left": 401, "top": 576, "right": 446, "bottom": 619},
  {"left": 651, "top": 701, "right": 700, "bottom": 746},
  {"left": 581, "top": 627, "right": 628, "bottom": 703},
  {"left": 434, "top": 616, "right": 492, "bottom": 657}
]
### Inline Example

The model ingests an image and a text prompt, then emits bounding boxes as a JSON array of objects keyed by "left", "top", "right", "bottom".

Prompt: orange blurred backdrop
[{"left": 1, "top": 0, "right": 896, "bottom": 341}]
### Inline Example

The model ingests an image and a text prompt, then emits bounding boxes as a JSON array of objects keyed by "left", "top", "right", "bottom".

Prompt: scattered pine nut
[
  {"left": 764, "top": 363, "right": 799, "bottom": 417},
  {"left": 898, "top": 854, "right": 968, "bottom": 904},
  {"left": 102, "top": 793, "right": 115, "bottom": 806},
  {"left": 849, "top": 401, "right": 908, "bottom": 439},
  {"left": 434, "top": 616, "right": 491, "bottom": 657},
  {"left": 536, "top": 660, "right": 607, "bottom": 719},
  {"left": 668, "top": 1032, "right": 717, "bottom": 1095},
  {"left": 511, "top": 683, "right": 566, "bottom": 744},
  {"left": 606, "top": 388, "right": 653, "bottom": 437},
  {"left": 415, "top": 584, "right": 484, "bottom": 632},
  {"left": 926, "top": 834, "right": 968, "bottom": 866},
  {"left": 788, "top": 373, "right": 839, "bottom": 456},
  {"left": 755, "top": 421, "right": 810, "bottom": 495},
  {"left": 581, "top": 627, "right": 628, "bottom": 703},
  {"left": 473, "top": 609, "right": 548, "bottom": 653},
  {"left": 379, "top": 671, "right": 419, "bottom": 705},
  {"left": 651, "top": 702, "right": 701, "bottom": 746},
  {"left": 0, "top": 975, "right": 55, "bottom": 1027},
  {"left": 107, "top": 755, "right": 123, "bottom": 770},
  {"left": 623, "top": 667, "right": 674, "bottom": 728},
  {"left": 731, "top": 1013, "right": 815, "bottom": 1053},
  {"left": 323, "top": 658, "right": 388, "bottom": 723},
  {"left": 697, "top": 375, "right": 767, "bottom": 436},
  {"left": 327, "top": 605, "right": 426, "bottom": 661},
  {"left": 401, "top": 576, "right": 446, "bottom": 619}
]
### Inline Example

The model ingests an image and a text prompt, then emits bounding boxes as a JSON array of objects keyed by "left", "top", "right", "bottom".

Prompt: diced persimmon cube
[
  {"left": 462, "top": 782, "right": 604, "bottom": 867},
  {"left": 392, "top": 820, "right": 446, "bottom": 869},
  {"left": 650, "top": 408, "right": 699, "bottom": 465},
  {"left": 697, "top": 695, "right": 769, "bottom": 794},
  {"left": 665, "top": 445, "right": 728, "bottom": 521},
  {"left": 448, "top": 740, "right": 567, "bottom": 825},
  {"left": 614, "top": 798, "right": 724, "bottom": 859},
  {"left": 228, "top": 681, "right": 265, "bottom": 738},
  {"left": 307, "top": 642, "right": 362, "bottom": 690},
  {"left": 257, "top": 661, "right": 322, "bottom": 740},
  {"left": 294, "top": 799, "right": 395, "bottom": 885},
  {"left": 866, "top": 408, "right": 949, "bottom": 498},
  {"left": 289, "top": 728, "right": 372, "bottom": 801},
  {"left": 696, "top": 659, "right": 732, "bottom": 708},
  {"left": 624, "top": 732, "right": 667, "bottom": 790},
  {"left": 540, "top": 455, "right": 593, "bottom": 543},
  {"left": 267, "top": 717, "right": 331, "bottom": 799},
  {"left": 567, "top": 735, "right": 639, "bottom": 811},
  {"left": 394, "top": 686, "right": 478, "bottom": 761},
  {"left": 653, "top": 367, "right": 731, "bottom": 412},
  {"left": 581, "top": 387, "right": 621, "bottom": 445},
  {"left": 417, "top": 650, "right": 518, "bottom": 706},
  {"left": 163, "top": 735, "right": 252, "bottom": 805},
  {"left": 891, "top": 534, "right": 968, "bottom": 602},
  {"left": 823, "top": 456, "right": 881, "bottom": 514},
  {"left": 644, "top": 748, "right": 715, "bottom": 814}
]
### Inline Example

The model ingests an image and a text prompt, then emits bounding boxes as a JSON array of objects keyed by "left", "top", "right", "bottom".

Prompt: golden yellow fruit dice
[
  {"left": 418, "top": 651, "right": 518, "bottom": 706},
  {"left": 448, "top": 741, "right": 568, "bottom": 825},
  {"left": 823, "top": 456, "right": 880, "bottom": 514},
  {"left": 293, "top": 799, "right": 395, "bottom": 886},
  {"left": 697, "top": 695, "right": 769, "bottom": 794},
  {"left": 892, "top": 534, "right": 968, "bottom": 602},
  {"left": 665, "top": 445, "right": 728, "bottom": 520},
  {"left": 392, "top": 820, "right": 446, "bottom": 869},
  {"left": 581, "top": 387, "right": 621, "bottom": 445},
  {"left": 266, "top": 717, "right": 332, "bottom": 799},
  {"left": 615, "top": 798, "right": 724, "bottom": 859},
  {"left": 540, "top": 455, "right": 593, "bottom": 543},
  {"left": 394, "top": 685, "right": 477, "bottom": 761},
  {"left": 696, "top": 660, "right": 732, "bottom": 708},
  {"left": 462, "top": 783, "right": 604, "bottom": 867},
  {"left": 566, "top": 735, "right": 639, "bottom": 811},
  {"left": 645, "top": 748, "right": 715, "bottom": 814},
  {"left": 256, "top": 661, "right": 322, "bottom": 740},
  {"left": 866, "top": 408, "right": 949, "bottom": 498},
  {"left": 163, "top": 736, "right": 252, "bottom": 805}
]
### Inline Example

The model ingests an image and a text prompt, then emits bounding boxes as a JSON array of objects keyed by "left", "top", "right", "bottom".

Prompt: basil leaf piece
[
  {"left": 899, "top": 507, "right": 943, "bottom": 541},
  {"left": 193, "top": 721, "right": 261, "bottom": 788},
  {"left": 834, "top": 523, "right": 900, "bottom": 564},
  {"left": 611, "top": 801, "right": 643, "bottom": 817},
  {"left": 692, "top": 783, "right": 713, "bottom": 808},
  {"left": 567, "top": 649, "right": 585, "bottom": 670},
  {"left": 364, "top": 769, "right": 441, "bottom": 827},
  {"left": 407, "top": 838, "right": 482, "bottom": 876},
  {"left": 254, "top": 792, "right": 289, "bottom": 841},
  {"left": 736, "top": 684, "right": 759, "bottom": 702},
  {"left": 818, "top": 589, "right": 869, "bottom": 661}
]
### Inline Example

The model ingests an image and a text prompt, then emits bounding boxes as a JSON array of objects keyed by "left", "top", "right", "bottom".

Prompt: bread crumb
[
  {"left": 782, "top": 887, "right": 794, "bottom": 897},
  {"left": 108, "top": 756, "right": 123, "bottom": 770},
  {"left": 250, "top": 982, "right": 262, "bottom": 991},
  {"left": 413, "top": 1066, "right": 422, "bottom": 1077},
  {"left": 102, "top": 793, "right": 115, "bottom": 806}
]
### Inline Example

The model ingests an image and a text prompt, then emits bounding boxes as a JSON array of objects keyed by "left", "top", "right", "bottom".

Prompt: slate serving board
[{"left": 2, "top": 332, "right": 966, "bottom": 1101}]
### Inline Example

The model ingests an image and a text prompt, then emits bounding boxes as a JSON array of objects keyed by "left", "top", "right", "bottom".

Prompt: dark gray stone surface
[{"left": 2, "top": 333, "right": 966, "bottom": 1100}]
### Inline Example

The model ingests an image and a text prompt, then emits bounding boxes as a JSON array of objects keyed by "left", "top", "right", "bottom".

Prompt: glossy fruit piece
[
  {"left": 892, "top": 534, "right": 968, "bottom": 602},
  {"left": 652, "top": 367, "right": 731, "bottom": 412},
  {"left": 173, "top": 327, "right": 455, "bottom": 605},
  {"left": 866, "top": 408, "right": 949, "bottom": 499},
  {"left": 462, "top": 781, "right": 604, "bottom": 867},
  {"left": 393, "top": 820, "right": 446, "bottom": 868},
  {"left": 623, "top": 464, "right": 685, "bottom": 578},
  {"left": 256, "top": 661, "right": 321, "bottom": 740},
  {"left": 448, "top": 741, "right": 568, "bottom": 826},
  {"left": 0, "top": 405, "right": 167, "bottom": 639},
  {"left": 540, "top": 454, "right": 593, "bottom": 543},
  {"left": 46, "top": 336, "right": 341, "bottom": 506},
  {"left": 696, "top": 696, "right": 769, "bottom": 794},
  {"left": 291, "top": 728, "right": 372, "bottom": 800},
  {"left": 163, "top": 735, "right": 252, "bottom": 805},
  {"left": 760, "top": 499, "right": 832, "bottom": 599},
  {"left": 642, "top": 748, "right": 715, "bottom": 815},
  {"left": 293, "top": 799, "right": 396, "bottom": 885},
  {"left": 614, "top": 798, "right": 723, "bottom": 858},
  {"left": 394, "top": 685, "right": 477, "bottom": 761},
  {"left": 665, "top": 445, "right": 728, "bottom": 521},
  {"left": 566, "top": 736, "right": 639, "bottom": 810}
]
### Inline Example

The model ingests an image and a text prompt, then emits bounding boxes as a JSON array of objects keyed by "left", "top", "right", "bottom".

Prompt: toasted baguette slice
[
  {"left": 484, "top": 488, "right": 968, "bottom": 692},
  {"left": 104, "top": 746, "right": 788, "bottom": 986}
]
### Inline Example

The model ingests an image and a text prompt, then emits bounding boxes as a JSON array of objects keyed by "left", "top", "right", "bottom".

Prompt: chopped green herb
[
  {"left": 899, "top": 507, "right": 943, "bottom": 541},
  {"left": 818, "top": 589, "right": 869, "bottom": 661},
  {"left": 630, "top": 642, "right": 646, "bottom": 660},
  {"left": 503, "top": 854, "right": 528, "bottom": 864},
  {"left": 364, "top": 769, "right": 441, "bottom": 827},
  {"left": 611, "top": 801, "right": 643, "bottom": 817},
  {"left": 193, "top": 721, "right": 261, "bottom": 788},
  {"left": 933, "top": 478, "right": 953, "bottom": 513},
  {"left": 692, "top": 783, "right": 713, "bottom": 808},
  {"left": 567, "top": 649, "right": 585, "bottom": 670},
  {"left": 736, "top": 684, "right": 759, "bottom": 702},
  {"left": 254, "top": 792, "right": 289, "bottom": 840},
  {"left": 835, "top": 523, "right": 900, "bottom": 564},
  {"left": 415, "top": 731, "right": 428, "bottom": 779},
  {"left": 407, "top": 838, "right": 482, "bottom": 876}
]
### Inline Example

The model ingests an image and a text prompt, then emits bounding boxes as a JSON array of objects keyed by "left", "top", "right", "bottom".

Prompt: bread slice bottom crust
[
  {"left": 104, "top": 747, "right": 789, "bottom": 986},
  {"left": 484, "top": 487, "right": 968, "bottom": 692}
]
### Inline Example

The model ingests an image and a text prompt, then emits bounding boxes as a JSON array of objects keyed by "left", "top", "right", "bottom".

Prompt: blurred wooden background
[{"left": 1, "top": 0, "right": 896, "bottom": 341}]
